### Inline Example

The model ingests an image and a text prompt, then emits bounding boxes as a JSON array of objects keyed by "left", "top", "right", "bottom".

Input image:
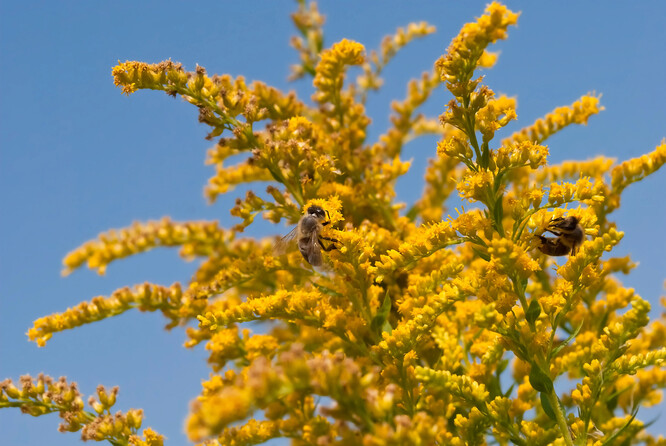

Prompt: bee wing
[
  {"left": 549, "top": 217, "right": 577, "bottom": 232},
  {"left": 274, "top": 226, "right": 299, "bottom": 255},
  {"left": 305, "top": 231, "right": 323, "bottom": 267}
]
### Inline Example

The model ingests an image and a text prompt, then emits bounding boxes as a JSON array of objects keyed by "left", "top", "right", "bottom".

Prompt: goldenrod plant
[{"left": 3, "top": 2, "right": 666, "bottom": 445}]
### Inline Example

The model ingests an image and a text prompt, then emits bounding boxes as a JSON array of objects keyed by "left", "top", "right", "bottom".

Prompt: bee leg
[
  {"left": 545, "top": 229, "right": 562, "bottom": 237},
  {"left": 319, "top": 237, "right": 338, "bottom": 251}
]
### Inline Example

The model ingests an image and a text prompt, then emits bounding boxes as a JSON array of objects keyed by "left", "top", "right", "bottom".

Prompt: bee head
[
  {"left": 556, "top": 216, "right": 578, "bottom": 223},
  {"left": 307, "top": 205, "right": 327, "bottom": 220},
  {"left": 549, "top": 216, "right": 579, "bottom": 228}
]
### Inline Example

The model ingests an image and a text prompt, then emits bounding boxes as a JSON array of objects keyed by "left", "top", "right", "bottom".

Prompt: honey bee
[
  {"left": 536, "top": 216, "right": 584, "bottom": 256},
  {"left": 275, "top": 205, "right": 338, "bottom": 266}
]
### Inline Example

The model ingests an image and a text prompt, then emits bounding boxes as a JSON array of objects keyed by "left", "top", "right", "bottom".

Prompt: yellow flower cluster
[
  {"left": 611, "top": 140, "right": 666, "bottom": 193},
  {"left": 476, "top": 95, "right": 517, "bottom": 143},
  {"left": 611, "top": 348, "right": 666, "bottom": 376},
  {"left": 376, "top": 286, "right": 456, "bottom": 358},
  {"left": 415, "top": 366, "right": 489, "bottom": 405},
  {"left": 374, "top": 221, "right": 460, "bottom": 281},
  {"left": 230, "top": 189, "right": 302, "bottom": 232},
  {"left": 487, "top": 236, "right": 540, "bottom": 279},
  {"left": 547, "top": 176, "right": 606, "bottom": 207},
  {"left": 504, "top": 94, "right": 604, "bottom": 145},
  {"left": 183, "top": 238, "right": 303, "bottom": 301},
  {"left": 186, "top": 345, "right": 383, "bottom": 442},
  {"left": 374, "top": 70, "right": 441, "bottom": 160},
  {"left": 11, "top": 2, "right": 666, "bottom": 445},
  {"left": 494, "top": 140, "right": 549, "bottom": 170},
  {"left": 198, "top": 289, "right": 353, "bottom": 333},
  {"left": 312, "top": 39, "right": 365, "bottom": 105},
  {"left": 289, "top": 0, "right": 325, "bottom": 80},
  {"left": 62, "top": 218, "right": 233, "bottom": 275},
  {"left": 27, "top": 282, "right": 191, "bottom": 347},
  {"left": 412, "top": 144, "right": 462, "bottom": 222},
  {"left": 112, "top": 59, "right": 187, "bottom": 96},
  {"left": 206, "top": 160, "right": 273, "bottom": 201},
  {"left": 113, "top": 60, "right": 303, "bottom": 147},
  {"left": 437, "top": 2, "right": 519, "bottom": 95},
  {"left": 0, "top": 375, "right": 163, "bottom": 445},
  {"left": 358, "top": 21, "right": 436, "bottom": 97},
  {"left": 536, "top": 156, "right": 615, "bottom": 184},
  {"left": 456, "top": 169, "right": 495, "bottom": 202},
  {"left": 557, "top": 228, "right": 624, "bottom": 282}
]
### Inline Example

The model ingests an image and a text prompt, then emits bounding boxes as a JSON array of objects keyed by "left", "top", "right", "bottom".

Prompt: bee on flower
[
  {"left": 275, "top": 205, "right": 338, "bottom": 266},
  {"left": 536, "top": 216, "right": 584, "bottom": 256}
]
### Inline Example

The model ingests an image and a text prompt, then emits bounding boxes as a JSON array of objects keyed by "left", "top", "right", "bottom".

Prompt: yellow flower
[
  {"left": 0, "top": 375, "right": 161, "bottom": 444},
  {"left": 611, "top": 139, "right": 666, "bottom": 193},
  {"left": 457, "top": 169, "right": 494, "bottom": 202},
  {"left": 539, "top": 280, "right": 572, "bottom": 316},
  {"left": 312, "top": 39, "right": 365, "bottom": 105},
  {"left": 450, "top": 208, "right": 492, "bottom": 238},
  {"left": 504, "top": 94, "right": 604, "bottom": 145},
  {"left": 511, "top": 378, "right": 535, "bottom": 417},
  {"left": 487, "top": 236, "right": 539, "bottom": 279},
  {"left": 377, "top": 286, "right": 456, "bottom": 358},
  {"left": 536, "top": 156, "right": 614, "bottom": 184},
  {"left": 27, "top": 283, "right": 187, "bottom": 347},
  {"left": 546, "top": 177, "right": 606, "bottom": 207},
  {"left": 570, "top": 383, "right": 592, "bottom": 406},
  {"left": 358, "top": 21, "right": 436, "bottom": 98},
  {"left": 476, "top": 94, "right": 517, "bottom": 143},
  {"left": 411, "top": 150, "right": 462, "bottom": 222},
  {"left": 289, "top": 1, "right": 325, "bottom": 80},
  {"left": 206, "top": 161, "right": 273, "bottom": 201},
  {"left": 557, "top": 228, "right": 624, "bottom": 282},
  {"left": 19, "top": 4, "right": 666, "bottom": 446},
  {"left": 437, "top": 3, "right": 519, "bottom": 91},
  {"left": 62, "top": 218, "right": 234, "bottom": 276},
  {"left": 415, "top": 366, "right": 489, "bottom": 404},
  {"left": 437, "top": 133, "right": 473, "bottom": 160},
  {"left": 495, "top": 141, "right": 549, "bottom": 171}
]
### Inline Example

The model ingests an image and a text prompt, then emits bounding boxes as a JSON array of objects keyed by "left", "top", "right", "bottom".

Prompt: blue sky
[{"left": 1, "top": 1, "right": 665, "bottom": 444}]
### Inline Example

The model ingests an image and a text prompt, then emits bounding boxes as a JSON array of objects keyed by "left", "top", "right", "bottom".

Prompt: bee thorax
[{"left": 299, "top": 215, "right": 320, "bottom": 233}]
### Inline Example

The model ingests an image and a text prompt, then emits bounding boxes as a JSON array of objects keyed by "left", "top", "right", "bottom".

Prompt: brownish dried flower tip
[{"left": 1, "top": 375, "right": 163, "bottom": 445}]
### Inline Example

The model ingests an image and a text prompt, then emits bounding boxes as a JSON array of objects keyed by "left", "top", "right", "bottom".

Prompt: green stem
[
  {"left": 485, "top": 184, "right": 505, "bottom": 238},
  {"left": 511, "top": 273, "right": 532, "bottom": 331},
  {"left": 171, "top": 85, "right": 242, "bottom": 129},
  {"left": 547, "top": 285, "right": 581, "bottom": 355},
  {"left": 465, "top": 113, "right": 482, "bottom": 162},
  {"left": 374, "top": 196, "right": 397, "bottom": 231},
  {"left": 264, "top": 164, "right": 304, "bottom": 206},
  {"left": 545, "top": 389, "right": 574, "bottom": 446},
  {"left": 398, "top": 363, "right": 415, "bottom": 416}
]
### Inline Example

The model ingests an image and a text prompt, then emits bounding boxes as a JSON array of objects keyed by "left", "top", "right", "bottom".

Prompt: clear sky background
[{"left": 1, "top": 1, "right": 665, "bottom": 444}]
